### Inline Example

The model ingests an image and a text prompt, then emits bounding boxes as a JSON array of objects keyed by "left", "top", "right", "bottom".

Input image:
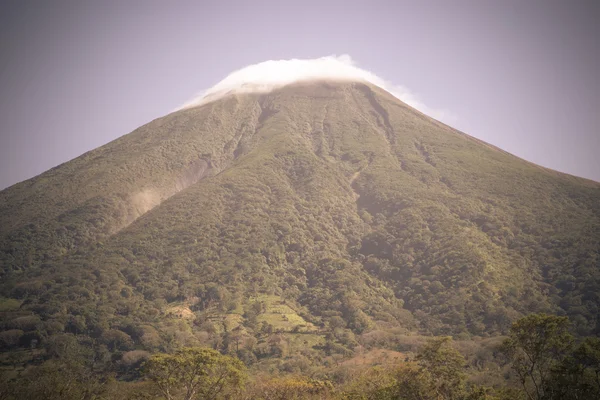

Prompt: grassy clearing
[{"left": 252, "top": 295, "right": 318, "bottom": 333}]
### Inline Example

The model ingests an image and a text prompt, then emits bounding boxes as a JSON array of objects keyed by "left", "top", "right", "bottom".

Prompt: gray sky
[{"left": 0, "top": 0, "right": 598, "bottom": 190}]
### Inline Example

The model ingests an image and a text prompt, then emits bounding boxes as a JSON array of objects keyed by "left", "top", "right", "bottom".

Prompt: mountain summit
[
  {"left": 1, "top": 79, "right": 598, "bottom": 372},
  {"left": 180, "top": 55, "right": 455, "bottom": 122}
]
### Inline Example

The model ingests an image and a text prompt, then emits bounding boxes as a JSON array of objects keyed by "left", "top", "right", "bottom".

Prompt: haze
[{"left": 0, "top": 0, "right": 598, "bottom": 189}]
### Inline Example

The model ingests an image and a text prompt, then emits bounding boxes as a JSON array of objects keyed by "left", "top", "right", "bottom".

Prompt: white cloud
[{"left": 179, "top": 55, "right": 457, "bottom": 124}]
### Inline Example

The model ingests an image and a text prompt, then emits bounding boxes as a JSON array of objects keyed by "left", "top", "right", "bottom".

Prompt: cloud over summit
[{"left": 181, "top": 55, "right": 456, "bottom": 123}]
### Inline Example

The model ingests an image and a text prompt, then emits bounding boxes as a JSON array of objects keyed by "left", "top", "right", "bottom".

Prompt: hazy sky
[{"left": 0, "top": 0, "right": 598, "bottom": 189}]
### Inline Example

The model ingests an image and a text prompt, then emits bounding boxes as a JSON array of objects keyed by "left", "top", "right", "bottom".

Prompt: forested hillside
[{"left": 1, "top": 81, "right": 598, "bottom": 398}]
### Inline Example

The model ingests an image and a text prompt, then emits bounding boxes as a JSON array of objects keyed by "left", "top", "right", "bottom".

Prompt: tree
[
  {"left": 328, "top": 316, "right": 346, "bottom": 330},
  {"left": 142, "top": 347, "right": 246, "bottom": 400},
  {"left": 385, "top": 363, "right": 439, "bottom": 400},
  {"left": 1, "top": 336, "right": 106, "bottom": 400},
  {"left": 344, "top": 337, "right": 486, "bottom": 400},
  {"left": 415, "top": 337, "right": 468, "bottom": 400},
  {"left": 501, "top": 314, "right": 573, "bottom": 400},
  {"left": 9, "top": 359, "right": 105, "bottom": 400},
  {"left": 572, "top": 337, "right": 600, "bottom": 391},
  {"left": 245, "top": 376, "right": 332, "bottom": 400},
  {"left": 543, "top": 336, "right": 600, "bottom": 399}
]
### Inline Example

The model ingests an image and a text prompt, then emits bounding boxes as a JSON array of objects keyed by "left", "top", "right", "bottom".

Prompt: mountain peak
[
  {"left": 181, "top": 55, "right": 375, "bottom": 108},
  {"left": 178, "top": 56, "right": 456, "bottom": 123}
]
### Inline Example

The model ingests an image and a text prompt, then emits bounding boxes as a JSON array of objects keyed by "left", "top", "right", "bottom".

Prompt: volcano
[{"left": 1, "top": 74, "right": 599, "bottom": 379}]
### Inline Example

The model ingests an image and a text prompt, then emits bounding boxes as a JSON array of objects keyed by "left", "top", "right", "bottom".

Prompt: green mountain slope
[{"left": 1, "top": 81, "right": 598, "bottom": 368}]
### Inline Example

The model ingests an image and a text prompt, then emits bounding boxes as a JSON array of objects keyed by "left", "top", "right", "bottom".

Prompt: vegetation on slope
[
  {"left": 2, "top": 314, "right": 599, "bottom": 399},
  {"left": 0, "top": 81, "right": 598, "bottom": 396}
]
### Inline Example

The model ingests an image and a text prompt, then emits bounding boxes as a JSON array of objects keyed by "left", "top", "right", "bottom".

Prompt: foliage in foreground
[
  {"left": 1, "top": 314, "right": 597, "bottom": 400},
  {"left": 142, "top": 347, "right": 246, "bottom": 400},
  {"left": 501, "top": 314, "right": 600, "bottom": 400}
]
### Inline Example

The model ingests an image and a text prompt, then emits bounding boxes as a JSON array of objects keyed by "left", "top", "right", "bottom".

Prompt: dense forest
[
  {"left": 1, "top": 81, "right": 598, "bottom": 398},
  {"left": 1, "top": 314, "right": 599, "bottom": 399}
]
